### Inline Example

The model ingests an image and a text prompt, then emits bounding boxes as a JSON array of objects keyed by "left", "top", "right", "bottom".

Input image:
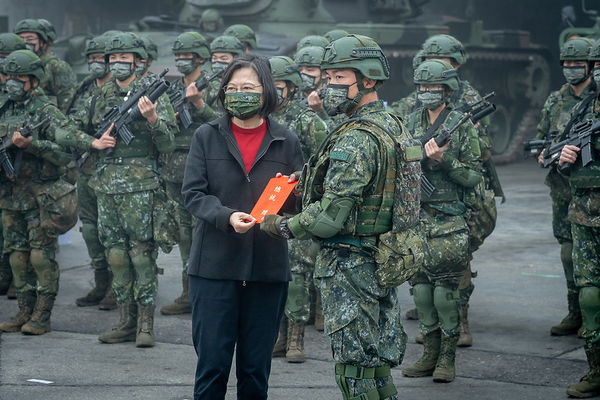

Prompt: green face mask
[
  {"left": 88, "top": 61, "right": 108, "bottom": 79},
  {"left": 224, "top": 92, "right": 262, "bottom": 120},
  {"left": 563, "top": 66, "right": 588, "bottom": 85},
  {"left": 5, "top": 78, "right": 29, "bottom": 101},
  {"left": 176, "top": 58, "right": 197, "bottom": 75},
  {"left": 417, "top": 89, "right": 445, "bottom": 109},
  {"left": 109, "top": 62, "right": 134, "bottom": 80},
  {"left": 593, "top": 68, "right": 600, "bottom": 87},
  {"left": 323, "top": 83, "right": 355, "bottom": 116},
  {"left": 300, "top": 72, "right": 318, "bottom": 92},
  {"left": 135, "top": 61, "right": 148, "bottom": 77},
  {"left": 211, "top": 61, "right": 229, "bottom": 74}
]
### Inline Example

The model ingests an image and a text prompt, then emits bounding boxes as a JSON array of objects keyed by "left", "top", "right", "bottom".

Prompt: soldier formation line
[{"left": 0, "top": 14, "right": 598, "bottom": 400}]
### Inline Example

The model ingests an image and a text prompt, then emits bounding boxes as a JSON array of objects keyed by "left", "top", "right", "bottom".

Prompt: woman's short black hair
[{"left": 218, "top": 54, "right": 278, "bottom": 118}]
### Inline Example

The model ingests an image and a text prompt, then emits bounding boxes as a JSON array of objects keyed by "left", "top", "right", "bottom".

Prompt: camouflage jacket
[
  {"left": 389, "top": 90, "right": 417, "bottom": 120},
  {"left": 289, "top": 100, "right": 411, "bottom": 239},
  {"left": 65, "top": 75, "right": 97, "bottom": 116},
  {"left": 204, "top": 78, "right": 221, "bottom": 112},
  {"left": 271, "top": 98, "right": 328, "bottom": 160},
  {"left": 60, "top": 77, "right": 176, "bottom": 194},
  {"left": 161, "top": 77, "right": 219, "bottom": 183},
  {"left": 0, "top": 91, "right": 73, "bottom": 211},
  {"left": 405, "top": 106, "right": 482, "bottom": 214},
  {"left": 40, "top": 52, "right": 77, "bottom": 113},
  {"left": 562, "top": 94, "right": 600, "bottom": 227}
]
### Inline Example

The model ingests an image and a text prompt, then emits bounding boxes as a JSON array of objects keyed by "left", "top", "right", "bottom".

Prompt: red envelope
[{"left": 250, "top": 176, "right": 298, "bottom": 223}]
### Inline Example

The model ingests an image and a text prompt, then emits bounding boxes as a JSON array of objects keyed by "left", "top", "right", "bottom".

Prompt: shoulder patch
[
  {"left": 330, "top": 150, "right": 351, "bottom": 161},
  {"left": 403, "top": 145, "right": 423, "bottom": 162}
]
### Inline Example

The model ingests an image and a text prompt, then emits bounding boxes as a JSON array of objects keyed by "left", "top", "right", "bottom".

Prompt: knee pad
[
  {"left": 579, "top": 287, "right": 600, "bottom": 333},
  {"left": 434, "top": 286, "right": 460, "bottom": 334},
  {"left": 107, "top": 247, "right": 131, "bottom": 272},
  {"left": 9, "top": 251, "right": 29, "bottom": 271},
  {"left": 561, "top": 242, "right": 574, "bottom": 279},
  {"left": 412, "top": 284, "right": 437, "bottom": 328}
]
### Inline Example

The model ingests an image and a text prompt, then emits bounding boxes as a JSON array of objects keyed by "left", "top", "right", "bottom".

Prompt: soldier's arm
[
  {"left": 55, "top": 95, "right": 97, "bottom": 152},
  {"left": 307, "top": 111, "right": 329, "bottom": 149},
  {"left": 150, "top": 93, "right": 176, "bottom": 153},
  {"left": 28, "top": 108, "right": 74, "bottom": 166},
  {"left": 441, "top": 124, "right": 483, "bottom": 188},
  {"left": 536, "top": 93, "right": 557, "bottom": 140},
  {"left": 51, "top": 59, "right": 78, "bottom": 113},
  {"left": 288, "top": 129, "right": 377, "bottom": 240}
]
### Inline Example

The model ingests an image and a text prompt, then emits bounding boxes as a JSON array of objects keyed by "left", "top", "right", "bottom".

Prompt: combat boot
[
  {"left": 457, "top": 304, "right": 473, "bottom": 347},
  {"left": 567, "top": 343, "right": 600, "bottom": 398},
  {"left": 273, "top": 317, "right": 287, "bottom": 357},
  {"left": 76, "top": 268, "right": 110, "bottom": 307},
  {"left": 98, "top": 301, "right": 137, "bottom": 343},
  {"left": 552, "top": 292, "right": 582, "bottom": 336},
  {"left": 405, "top": 307, "right": 419, "bottom": 320},
  {"left": 0, "top": 291, "right": 36, "bottom": 332},
  {"left": 432, "top": 335, "right": 459, "bottom": 383},
  {"left": 99, "top": 287, "right": 117, "bottom": 311},
  {"left": 402, "top": 329, "right": 441, "bottom": 377},
  {"left": 136, "top": 304, "right": 155, "bottom": 348},
  {"left": 21, "top": 294, "right": 55, "bottom": 335},
  {"left": 160, "top": 274, "right": 191, "bottom": 315},
  {"left": 286, "top": 321, "right": 306, "bottom": 363}
]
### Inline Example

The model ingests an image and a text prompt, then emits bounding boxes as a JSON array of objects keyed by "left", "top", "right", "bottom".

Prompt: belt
[
  {"left": 321, "top": 235, "right": 377, "bottom": 257},
  {"left": 100, "top": 156, "right": 155, "bottom": 167}
]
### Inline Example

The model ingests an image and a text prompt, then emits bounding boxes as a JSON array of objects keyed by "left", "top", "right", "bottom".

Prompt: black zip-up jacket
[{"left": 182, "top": 115, "right": 304, "bottom": 282}]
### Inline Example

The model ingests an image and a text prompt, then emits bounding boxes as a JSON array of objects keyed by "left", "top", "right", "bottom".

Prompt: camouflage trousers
[
  {"left": 97, "top": 190, "right": 158, "bottom": 306},
  {"left": 0, "top": 214, "right": 12, "bottom": 287},
  {"left": 165, "top": 180, "right": 192, "bottom": 275},
  {"left": 77, "top": 171, "right": 108, "bottom": 272},
  {"left": 285, "top": 239, "right": 319, "bottom": 323},
  {"left": 572, "top": 223, "right": 600, "bottom": 343},
  {"left": 314, "top": 248, "right": 406, "bottom": 368},
  {"left": 1, "top": 207, "right": 59, "bottom": 295},
  {"left": 546, "top": 168, "right": 573, "bottom": 243}
]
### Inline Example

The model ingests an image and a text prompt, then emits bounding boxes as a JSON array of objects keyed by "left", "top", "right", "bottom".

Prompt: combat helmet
[
  {"left": 172, "top": 31, "right": 210, "bottom": 59},
  {"left": 105, "top": 31, "right": 147, "bottom": 60},
  {"left": 200, "top": 8, "right": 223, "bottom": 32},
  {"left": 413, "top": 59, "right": 459, "bottom": 91},
  {"left": 412, "top": 50, "right": 424, "bottom": 70},
  {"left": 38, "top": 19, "right": 57, "bottom": 43},
  {"left": 321, "top": 34, "right": 390, "bottom": 81},
  {"left": 269, "top": 56, "right": 302, "bottom": 88},
  {"left": 589, "top": 39, "right": 600, "bottom": 61},
  {"left": 0, "top": 33, "right": 26, "bottom": 55},
  {"left": 421, "top": 34, "right": 466, "bottom": 66},
  {"left": 560, "top": 37, "right": 594, "bottom": 62},
  {"left": 224, "top": 24, "right": 256, "bottom": 50},
  {"left": 85, "top": 35, "right": 108, "bottom": 56},
  {"left": 3, "top": 49, "right": 45, "bottom": 81},
  {"left": 296, "top": 35, "right": 329, "bottom": 52},
  {"left": 140, "top": 35, "right": 158, "bottom": 60},
  {"left": 14, "top": 19, "right": 48, "bottom": 42},
  {"left": 210, "top": 35, "right": 245, "bottom": 56},
  {"left": 324, "top": 29, "right": 348, "bottom": 43},
  {"left": 294, "top": 46, "right": 325, "bottom": 67}
]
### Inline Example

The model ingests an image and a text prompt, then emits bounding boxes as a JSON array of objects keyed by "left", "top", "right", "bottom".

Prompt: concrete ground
[{"left": 0, "top": 160, "right": 589, "bottom": 400}]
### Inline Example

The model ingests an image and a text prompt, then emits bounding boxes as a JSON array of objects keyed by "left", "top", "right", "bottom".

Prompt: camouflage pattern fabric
[
  {"left": 0, "top": 215, "right": 12, "bottom": 288},
  {"left": 572, "top": 223, "right": 600, "bottom": 296},
  {"left": 203, "top": 78, "right": 222, "bottom": 112},
  {"left": 165, "top": 180, "right": 191, "bottom": 270},
  {"left": 66, "top": 75, "right": 96, "bottom": 116},
  {"left": 78, "top": 171, "right": 108, "bottom": 272},
  {"left": 40, "top": 52, "right": 77, "bottom": 113},
  {"left": 290, "top": 100, "right": 411, "bottom": 370},
  {"left": 389, "top": 91, "right": 417, "bottom": 119}
]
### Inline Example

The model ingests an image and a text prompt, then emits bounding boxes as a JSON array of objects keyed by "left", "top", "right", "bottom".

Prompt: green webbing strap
[
  {"left": 335, "top": 363, "right": 376, "bottom": 379},
  {"left": 374, "top": 365, "right": 391, "bottom": 378},
  {"left": 377, "top": 383, "right": 397, "bottom": 399}
]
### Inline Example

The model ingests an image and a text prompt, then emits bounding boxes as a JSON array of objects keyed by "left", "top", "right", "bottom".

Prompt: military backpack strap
[{"left": 421, "top": 107, "right": 451, "bottom": 144}]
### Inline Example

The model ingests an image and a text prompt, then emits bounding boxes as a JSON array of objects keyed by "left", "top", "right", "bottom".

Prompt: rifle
[
  {"left": 420, "top": 92, "right": 497, "bottom": 197},
  {"left": 524, "top": 137, "right": 553, "bottom": 157},
  {"left": 77, "top": 69, "right": 171, "bottom": 166},
  {"left": 168, "top": 69, "right": 222, "bottom": 129},
  {"left": 0, "top": 117, "right": 50, "bottom": 180},
  {"left": 542, "top": 119, "right": 600, "bottom": 168}
]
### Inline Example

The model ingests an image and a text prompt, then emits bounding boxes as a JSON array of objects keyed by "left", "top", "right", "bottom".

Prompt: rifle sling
[{"left": 559, "top": 90, "right": 596, "bottom": 141}]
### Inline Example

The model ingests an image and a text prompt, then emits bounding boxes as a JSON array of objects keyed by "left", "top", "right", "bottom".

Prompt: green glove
[{"left": 260, "top": 214, "right": 292, "bottom": 239}]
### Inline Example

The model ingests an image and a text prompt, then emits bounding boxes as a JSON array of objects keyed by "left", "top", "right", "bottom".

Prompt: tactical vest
[
  {"left": 303, "top": 114, "right": 419, "bottom": 236},
  {"left": 570, "top": 159, "right": 600, "bottom": 189}
]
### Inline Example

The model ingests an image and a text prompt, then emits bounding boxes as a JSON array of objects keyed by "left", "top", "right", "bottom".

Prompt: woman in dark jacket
[{"left": 182, "top": 54, "right": 304, "bottom": 400}]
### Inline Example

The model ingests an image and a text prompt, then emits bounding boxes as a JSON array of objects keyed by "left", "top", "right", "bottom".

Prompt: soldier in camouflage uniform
[
  {"left": 400, "top": 35, "right": 500, "bottom": 348},
  {"left": 58, "top": 32, "right": 177, "bottom": 347},
  {"left": 262, "top": 34, "right": 419, "bottom": 400},
  {"left": 160, "top": 31, "right": 219, "bottom": 316},
  {"left": 401, "top": 60, "right": 482, "bottom": 382},
  {"left": 66, "top": 34, "right": 118, "bottom": 310},
  {"left": 0, "top": 33, "right": 26, "bottom": 298},
  {"left": 135, "top": 35, "right": 156, "bottom": 80},
  {"left": 199, "top": 8, "right": 224, "bottom": 39},
  {"left": 14, "top": 19, "right": 77, "bottom": 113},
  {"left": 223, "top": 24, "right": 256, "bottom": 54},
  {"left": 536, "top": 37, "right": 595, "bottom": 337},
  {"left": 268, "top": 55, "right": 328, "bottom": 363},
  {"left": 560, "top": 41, "right": 600, "bottom": 396},
  {"left": 388, "top": 50, "right": 423, "bottom": 119},
  {"left": 206, "top": 35, "right": 245, "bottom": 110},
  {"left": 0, "top": 50, "right": 109, "bottom": 335}
]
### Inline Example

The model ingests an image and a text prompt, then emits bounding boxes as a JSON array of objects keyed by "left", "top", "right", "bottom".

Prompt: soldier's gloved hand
[{"left": 260, "top": 215, "right": 293, "bottom": 239}]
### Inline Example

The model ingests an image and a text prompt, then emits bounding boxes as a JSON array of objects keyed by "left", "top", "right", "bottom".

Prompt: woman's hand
[
  {"left": 229, "top": 212, "right": 256, "bottom": 233},
  {"left": 275, "top": 172, "right": 300, "bottom": 196}
]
